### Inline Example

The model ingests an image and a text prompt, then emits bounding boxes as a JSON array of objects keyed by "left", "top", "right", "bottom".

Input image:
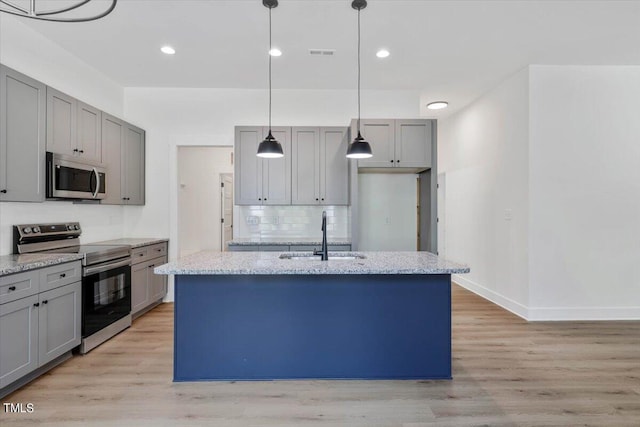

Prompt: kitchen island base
[{"left": 174, "top": 274, "right": 451, "bottom": 381}]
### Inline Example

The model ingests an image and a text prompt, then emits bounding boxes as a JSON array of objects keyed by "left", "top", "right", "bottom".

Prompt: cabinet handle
[
  {"left": 264, "top": 198, "right": 267, "bottom": 201},
  {"left": 73, "top": 148, "right": 78, "bottom": 152},
  {"left": 148, "top": 264, "right": 155, "bottom": 268},
  {"left": 156, "top": 248, "right": 162, "bottom": 252},
  {"left": 258, "top": 198, "right": 262, "bottom": 201},
  {"left": 8, "top": 286, "right": 16, "bottom": 291},
  {"left": 42, "top": 300, "right": 48, "bottom": 305},
  {"left": 321, "top": 198, "right": 324, "bottom": 201},
  {"left": 390, "top": 160, "right": 394, "bottom": 163},
  {"left": 0, "top": 189, "right": 7, "bottom": 193},
  {"left": 138, "top": 253, "right": 144, "bottom": 257},
  {"left": 316, "top": 198, "right": 319, "bottom": 201},
  {"left": 396, "top": 159, "right": 400, "bottom": 163},
  {"left": 79, "top": 150, "right": 84, "bottom": 154},
  {"left": 33, "top": 302, "right": 40, "bottom": 307},
  {"left": 60, "top": 273, "right": 66, "bottom": 278}
]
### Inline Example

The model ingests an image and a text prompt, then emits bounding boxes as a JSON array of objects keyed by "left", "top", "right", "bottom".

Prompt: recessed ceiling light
[
  {"left": 160, "top": 46, "right": 176, "bottom": 55},
  {"left": 427, "top": 101, "right": 448, "bottom": 110},
  {"left": 376, "top": 49, "right": 390, "bottom": 58},
  {"left": 269, "top": 48, "right": 282, "bottom": 57}
]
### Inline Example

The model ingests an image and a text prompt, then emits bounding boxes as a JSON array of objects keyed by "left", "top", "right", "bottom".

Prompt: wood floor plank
[{"left": 1, "top": 284, "right": 639, "bottom": 426}]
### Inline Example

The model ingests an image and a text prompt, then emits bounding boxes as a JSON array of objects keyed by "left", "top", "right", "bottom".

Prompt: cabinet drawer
[
  {"left": 147, "top": 243, "right": 167, "bottom": 259},
  {"left": 131, "top": 247, "right": 149, "bottom": 264},
  {"left": 39, "top": 261, "right": 82, "bottom": 293},
  {"left": 0, "top": 270, "right": 39, "bottom": 305}
]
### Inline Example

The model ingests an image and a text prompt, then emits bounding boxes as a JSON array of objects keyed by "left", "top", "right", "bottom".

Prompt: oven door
[
  {"left": 47, "top": 152, "right": 107, "bottom": 200},
  {"left": 82, "top": 259, "right": 131, "bottom": 338}
]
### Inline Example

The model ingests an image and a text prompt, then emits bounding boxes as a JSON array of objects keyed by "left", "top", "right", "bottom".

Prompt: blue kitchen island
[{"left": 155, "top": 251, "right": 469, "bottom": 381}]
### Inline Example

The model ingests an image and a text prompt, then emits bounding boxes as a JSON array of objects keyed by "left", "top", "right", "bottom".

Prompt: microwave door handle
[{"left": 92, "top": 167, "right": 100, "bottom": 199}]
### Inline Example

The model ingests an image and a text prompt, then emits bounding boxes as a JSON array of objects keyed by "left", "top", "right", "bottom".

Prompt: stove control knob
[
  {"left": 23, "top": 227, "right": 32, "bottom": 234},
  {"left": 74, "top": 225, "right": 80, "bottom": 230},
  {"left": 32, "top": 227, "right": 41, "bottom": 233},
  {"left": 67, "top": 225, "right": 74, "bottom": 231}
]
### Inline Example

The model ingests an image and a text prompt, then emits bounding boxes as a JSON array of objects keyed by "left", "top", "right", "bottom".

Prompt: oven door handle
[
  {"left": 92, "top": 167, "right": 101, "bottom": 199},
  {"left": 83, "top": 258, "right": 131, "bottom": 277}
]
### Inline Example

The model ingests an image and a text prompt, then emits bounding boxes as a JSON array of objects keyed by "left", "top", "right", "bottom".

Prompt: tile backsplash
[{"left": 235, "top": 206, "right": 350, "bottom": 239}]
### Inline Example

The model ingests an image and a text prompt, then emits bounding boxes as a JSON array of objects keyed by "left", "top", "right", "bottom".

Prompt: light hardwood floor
[{"left": 2, "top": 284, "right": 639, "bottom": 426}]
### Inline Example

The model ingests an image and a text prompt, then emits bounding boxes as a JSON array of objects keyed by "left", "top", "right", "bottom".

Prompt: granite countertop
[
  {"left": 155, "top": 251, "right": 469, "bottom": 275},
  {"left": 227, "top": 238, "right": 352, "bottom": 246},
  {"left": 90, "top": 238, "right": 169, "bottom": 248},
  {"left": 0, "top": 254, "right": 85, "bottom": 276}
]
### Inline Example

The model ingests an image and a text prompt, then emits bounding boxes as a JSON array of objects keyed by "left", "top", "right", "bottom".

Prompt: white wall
[
  {"left": 439, "top": 68, "right": 531, "bottom": 317},
  {"left": 358, "top": 174, "right": 417, "bottom": 251},
  {"left": 440, "top": 65, "right": 640, "bottom": 320},
  {"left": 0, "top": 16, "right": 126, "bottom": 255},
  {"left": 528, "top": 66, "right": 640, "bottom": 320}
]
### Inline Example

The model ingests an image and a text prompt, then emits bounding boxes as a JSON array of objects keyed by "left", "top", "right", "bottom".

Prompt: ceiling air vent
[{"left": 309, "top": 49, "right": 336, "bottom": 56}]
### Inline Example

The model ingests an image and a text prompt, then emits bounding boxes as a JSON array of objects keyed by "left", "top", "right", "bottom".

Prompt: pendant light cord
[
  {"left": 357, "top": 7, "right": 361, "bottom": 134},
  {"left": 268, "top": 6, "right": 272, "bottom": 131}
]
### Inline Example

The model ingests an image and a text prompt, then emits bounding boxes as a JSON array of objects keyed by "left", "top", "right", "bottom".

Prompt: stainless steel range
[{"left": 13, "top": 223, "right": 132, "bottom": 353}]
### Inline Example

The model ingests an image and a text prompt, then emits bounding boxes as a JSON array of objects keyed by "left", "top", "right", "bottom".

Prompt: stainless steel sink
[{"left": 279, "top": 253, "right": 366, "bottom": 261}]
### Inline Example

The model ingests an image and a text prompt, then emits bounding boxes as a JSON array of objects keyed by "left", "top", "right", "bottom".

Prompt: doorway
[
  {"left": 220, "top": 173, "right": 233, "bottom": 251},
  {"left": 177, "top": 146, "right": 234, "bottom": 257}
]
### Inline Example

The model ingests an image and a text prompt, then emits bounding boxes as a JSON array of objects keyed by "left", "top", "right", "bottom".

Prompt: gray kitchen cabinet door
[
  {"left": 37, "top": 281, "right": 81, "bottom": 366},
  {"left": 77, "top": 101, "right": 102, "bottom": 163},
  {"left": 0, "top": 295, "right": 39, "bottom": 388},
  {"left": 353, "top": 119, "right": 395, "bottom": 168},
  {"left": 320, "top": 127, "right": 349, "bottom": 205},
  {"left": 0, "top": 65, "right": 46, "bottom": 202},
  {"left": 46, "top": 87, "right": 76, "bottom": 156},
  {"left": 395, "top": 119, "right": 431, "bottom": 168},
  {"left": 100, "top": 114, "right": 124, "bottom": 204},
  {"left": 122, "top": 123, "right": 145, "bottom": 205},
  {"left": 131, "top": 262, "right": 149, "bottom": 315},
  {"left": 234, "top": 127, "right": 263, "bottom": 205},
  {"left": 148, "top": 256, "right": 168, "bottom": 303},
  {"left": 291, "top": 127, "right": 320, "bottom": 205},
  {"left": 261, "top": 126, "right": 291, "bottom": 205}
]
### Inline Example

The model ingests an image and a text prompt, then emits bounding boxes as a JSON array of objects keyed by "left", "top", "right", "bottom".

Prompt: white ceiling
[{"left": 10, "top": 0, "right": 640, "bottom": 114}]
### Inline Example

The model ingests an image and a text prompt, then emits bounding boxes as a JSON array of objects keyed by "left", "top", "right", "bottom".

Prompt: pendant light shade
[
  {"left": 257, "top": 0, "right": 284, "bottom": 158},
  {"left": 346, "top": 0, "right": 373, "bottom": 159}
]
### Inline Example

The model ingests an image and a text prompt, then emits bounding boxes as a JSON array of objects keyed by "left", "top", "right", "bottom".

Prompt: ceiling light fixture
[
  {"left": 427, "top": 101, "right": 448, "bottom": 110},
  {"left": 376, "top": 49, "right": 390, "bottom": 58},
  {"left": 0, "top": 0, "right": 117, "bottom": 22},
  {"left": 257, "top": 0, "right": 284, "bottom": 159},
  {"left": 269, "top": 48, "right": 282, "bottom": 57},
  {"left": 346, "top": 0, "right": 373, "bottom": 160},
  {"left": 160, "top": 46, "right": 176, "bottom": 55}
]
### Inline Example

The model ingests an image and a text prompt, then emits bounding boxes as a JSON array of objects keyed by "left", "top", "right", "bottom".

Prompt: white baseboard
[
  {"left": 452, "top": 274, "right": 529, "bottom": 320},
  {"left": 527, "top": 306, "right": 640, "bottom": 321},
  {"left": 452, "top": 274, "right": 640, "bottom": 321}
]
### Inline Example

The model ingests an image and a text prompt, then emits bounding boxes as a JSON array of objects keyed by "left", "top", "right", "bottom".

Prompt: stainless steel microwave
[{"left": 46, "top": 152, "right": 106, "bottom": 200}]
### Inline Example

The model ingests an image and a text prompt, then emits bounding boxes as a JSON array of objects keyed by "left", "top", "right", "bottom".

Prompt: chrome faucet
[{"left": 313, "top": 211, "right": 328, "bottom": 261}]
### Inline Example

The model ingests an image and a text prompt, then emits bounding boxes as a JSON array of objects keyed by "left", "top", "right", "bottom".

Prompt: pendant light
[
  {"left": 257, "top": 0, "right": 284, "bottom": 158},
  {"left": 346, "top": 0, "right": 373, "bottom": 159}
]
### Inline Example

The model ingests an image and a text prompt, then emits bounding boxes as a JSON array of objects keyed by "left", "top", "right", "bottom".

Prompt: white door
[{"left": 220, "top": 173, "right": 234, "bottom": 251}]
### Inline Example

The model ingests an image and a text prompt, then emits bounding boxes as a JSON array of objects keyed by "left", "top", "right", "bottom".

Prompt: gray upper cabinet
[
  {"left": 77, "top": 101, "right": 102, "bottom": 163},
  {"left": 395, "top": 120, "right": 432, "bottom": 168},
  {"left": 353, "top": 119, "right": 433, "bottom": 170},
  {"left": 101, "top": 114, "right": 123, "bottom": 204},
  {"left": 0, "top": 65, "right": 46, "bottom": 202},
  {"left": 354, "top": 120, "right": 395, "bottom": 167},
  {"left": 101, "top": 114, "right": 145, "bottom": 206},
  {"left": 46, "top": 87, "right": 76, "bottom": 157},
  {"left": 122, "top": 123, "right": 145, "bottom": 205},
  {"left": 292, "top": 127, "right": 349, "bottom": 205},
  {"left": 234, "top": 126, "right": 291, "bottom": 206}
]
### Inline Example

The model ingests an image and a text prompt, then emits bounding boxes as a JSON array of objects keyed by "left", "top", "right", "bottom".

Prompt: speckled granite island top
[
  {"left": 0, "top": 254, "right": 84, "bottom": 276},
  {"left": 154, "top": 251, "right": 469, "bottom": 275},
  {"left": 227, "top": 238, "right": 351, "bottom": 246},
  {"left": 91, "top": 238, "right": 169, "bottom": 248}
]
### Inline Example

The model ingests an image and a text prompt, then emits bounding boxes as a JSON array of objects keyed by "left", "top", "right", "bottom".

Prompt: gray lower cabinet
[
  {"left": 131, "top": 242, "right": 168, "bottom": 317},
  {"left": 0, "top": 65, "right": 46, "bottom": 202},
  {"left": 101, "top": 114, "right": 145, "bottom": 206},
  {"left": 0, "top": 261, "right": 81, "bottom": 390},
  {"left": 353, "top": 119, "right": 433, "bottom": 170},
  {"left": 234, "top": 126, "right": 291, "bottom": 205},
  {"left": 291, "top": 127, "right": 349, "bottom": 206}
]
